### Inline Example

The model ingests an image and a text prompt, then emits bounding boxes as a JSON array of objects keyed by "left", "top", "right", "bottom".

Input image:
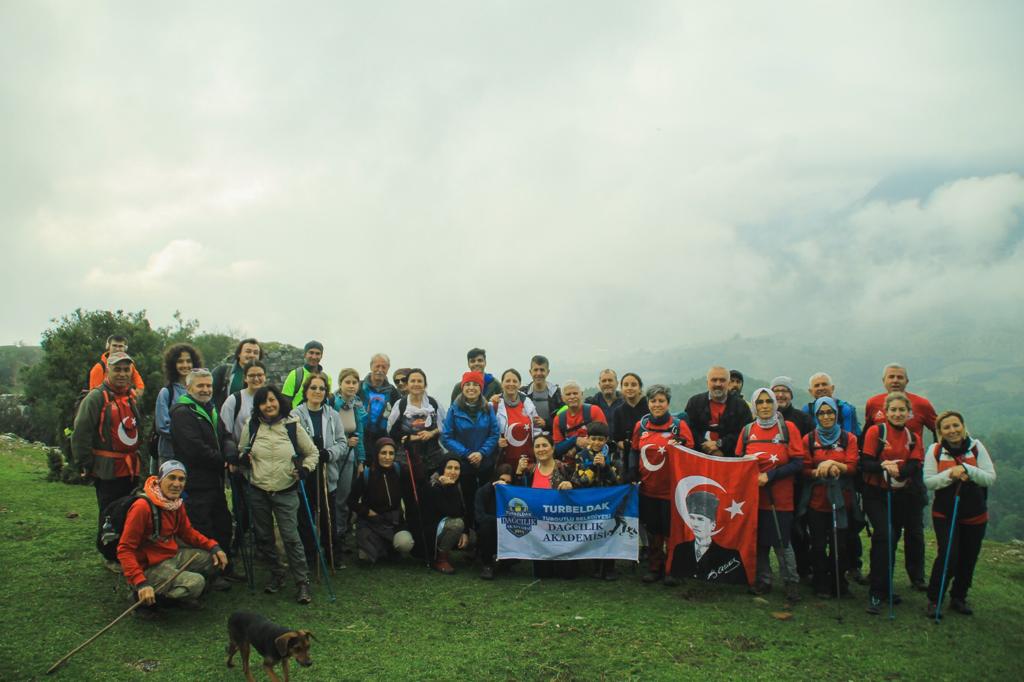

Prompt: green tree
[{"left": 21, "top": 310, "right": 165, "bottom": 444}]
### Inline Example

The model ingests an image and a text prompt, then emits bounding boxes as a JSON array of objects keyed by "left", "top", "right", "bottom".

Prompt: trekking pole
[
  {"left": 830, "top": 493, "right": 843, "bottom": 624},
  {"left": 297, "top": 475, "right": 336, "bottom": 602},
  {"left": 46, "top": 553, "right": 200, "bottom": 674},
  {"left": 885, "top": 472, "right": 895, "bottom": 621},
  {"left": 313, "top": 473, "right": 321, "bottom": 580},
  {"left": 934, "top": 481, "right": 963, "bottom": 624},
  {"left": 321, "top": 465, "right": 335, "bottom": 571},
  {"left": 228, "top": 472, "right": 256, "bottom": 594}
]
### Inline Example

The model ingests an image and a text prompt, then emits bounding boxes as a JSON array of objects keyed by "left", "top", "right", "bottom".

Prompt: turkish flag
[
  {"left": 498, "top": 402, "right": 535, "bottom": 469},
  {"left": 665, "top": 443, "right": 759, "bottom": 586}
]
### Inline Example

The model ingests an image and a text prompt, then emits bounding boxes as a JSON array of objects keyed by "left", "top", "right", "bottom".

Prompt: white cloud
[{"left": 1, "top": 1, "right": 1022, "bottom": 381}]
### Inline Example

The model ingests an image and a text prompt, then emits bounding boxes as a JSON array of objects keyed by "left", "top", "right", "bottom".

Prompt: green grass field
[{"left": 1, "top": 443, "right": 1023, "bottom": 681}]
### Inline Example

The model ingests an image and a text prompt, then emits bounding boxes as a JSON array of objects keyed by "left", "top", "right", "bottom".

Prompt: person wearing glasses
[
  {"left": 220, "top": 360, "right": 267, "bottom": 580},
  {"left": 801, "top": 396, "right": 859, "bottom": 599},
  {"left": 292, "top": 372, "right": 348, "bottom": 568},
  {"left": 393, "top": 368, "right": 412, "bottom": 398}
]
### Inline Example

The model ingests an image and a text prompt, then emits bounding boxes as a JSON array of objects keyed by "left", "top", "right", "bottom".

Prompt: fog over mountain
[{"left": 1, "top": 2, "right": 1022, "bottom": 388}]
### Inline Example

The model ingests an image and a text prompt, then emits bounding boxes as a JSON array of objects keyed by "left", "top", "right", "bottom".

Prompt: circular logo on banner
[{"left": 504, "top": 497, "right": 536, "bottom": 538}]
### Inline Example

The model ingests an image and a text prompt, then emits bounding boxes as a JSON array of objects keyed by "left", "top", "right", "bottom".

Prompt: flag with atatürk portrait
[{"left": 665, "top": 444, "right": 759, "bottom": 586}]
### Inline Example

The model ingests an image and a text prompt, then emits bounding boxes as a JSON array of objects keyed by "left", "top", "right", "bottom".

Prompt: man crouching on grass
[{"left": 118, "top": 460, "right": 228, "bottom": 618}]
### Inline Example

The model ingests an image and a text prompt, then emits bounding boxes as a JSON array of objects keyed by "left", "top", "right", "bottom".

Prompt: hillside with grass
[{"left": 2, "top": 442, "right": 1022, "bottom": 681}]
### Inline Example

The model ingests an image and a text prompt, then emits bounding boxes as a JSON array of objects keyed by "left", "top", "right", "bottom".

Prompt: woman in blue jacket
[{"left": 441, "top": 371, "right": 500, "bottom": 529}]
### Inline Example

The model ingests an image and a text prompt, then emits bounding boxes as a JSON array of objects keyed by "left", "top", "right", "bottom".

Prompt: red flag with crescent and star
[
  {"left": 498, "top": 401, "right": 535, "bottom": 469},
  {"left": 664, "top": 443, "right": 759, "bottom": 586}
]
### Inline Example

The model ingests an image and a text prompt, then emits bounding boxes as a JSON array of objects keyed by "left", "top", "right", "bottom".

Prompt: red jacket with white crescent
[
  {"left": 736, "top": 420, "right": 805, "bottom": 512},
  {"left": 632, "top": 415, "right": 694, "bottom": 500}
]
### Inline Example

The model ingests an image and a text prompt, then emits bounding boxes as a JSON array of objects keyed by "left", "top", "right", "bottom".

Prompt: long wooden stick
[{"left": 46, "top": 553, "right": 201, "bottom": 675}]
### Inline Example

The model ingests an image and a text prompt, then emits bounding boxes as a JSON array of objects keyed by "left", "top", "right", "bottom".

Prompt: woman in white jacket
[{"left": 924, "top": 410, "right": 996, "bottom": 617}]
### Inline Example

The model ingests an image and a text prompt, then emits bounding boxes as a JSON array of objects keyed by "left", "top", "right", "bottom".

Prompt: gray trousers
[
  {"left": 248, "top": 485, "right": 309, "bottom": 584},
  {"left": 333, "top": 455, "right": 356, "bottom": 541},
  {"left": 757, "top": 543, "right": 799, "bottom": 585},
  {"left": 436, "top": 517, "right": 466, "bottom": 553},
  {"left": 142, "top": 547, "right": 214, "bottom": 601}
]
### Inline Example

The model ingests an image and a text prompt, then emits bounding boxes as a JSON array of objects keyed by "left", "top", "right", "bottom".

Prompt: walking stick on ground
[
  {"left": 831, "top": 498, "right": 843, "bottom": 623},
  {"left": 934, "top": 481, "right": 963, "bottom": 624},
  {"left": 298, "top": 475, "right": 336, "bottom": 602},
  {"left": 46, "top": 553, "right": 201, "bottom": 674}
]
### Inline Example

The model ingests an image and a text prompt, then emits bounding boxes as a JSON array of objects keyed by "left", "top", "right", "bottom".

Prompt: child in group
[{"left": 569, "top": 422, "right": 622, "bottom": 580}]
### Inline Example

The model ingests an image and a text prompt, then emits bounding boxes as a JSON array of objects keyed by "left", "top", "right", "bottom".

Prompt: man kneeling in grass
[{"left": 118, "top": 460, "right": 228, "bottom": 617}]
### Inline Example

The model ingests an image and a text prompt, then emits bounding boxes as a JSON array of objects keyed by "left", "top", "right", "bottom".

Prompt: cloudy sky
[{"left": 2, "top": 1, "right": 1022, "bottom": 384}]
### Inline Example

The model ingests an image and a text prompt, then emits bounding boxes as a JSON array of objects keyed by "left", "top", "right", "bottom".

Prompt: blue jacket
[
  {"left": 155, "top": 383, "right": 188, "bottom": 460},
  {"left": 441, "top": 400, "right": 500, "bottom": 466}
]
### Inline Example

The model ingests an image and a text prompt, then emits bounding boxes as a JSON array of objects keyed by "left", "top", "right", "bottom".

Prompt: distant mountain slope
[{"left": 563, "top": 323, "right": 1023, "bottom": 436}]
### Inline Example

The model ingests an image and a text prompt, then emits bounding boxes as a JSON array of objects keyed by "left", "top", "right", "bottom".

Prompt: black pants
[
  {"left": 847, "top": 514, "right": 864, "bottom": 571},
  {"left": 399, "top": 459, "right": 430, "bottom": 560},
  {"left": 184, "top": 485, "right": 233, "bottom": 550},
  {"left": 459, "top": 462, "right": 493, "bottom": 531},
  {"left": 791, "top": 477, "right": 812, "bottom": 578},
  {"left": 297, "top": 468, "right": 336, "bottom": 567},
  {"left": 95, "top": 477, "right": 136, "bottom": 560},
  {"left": 807, "top": 510, "right": 848, "bottom": 595},
  {"left": 863, "top": 490, "right": 924, "bottom": 598},
  {"left": 927, "top": 518, "right": 986, "bottom": 603},
  {"left": 477, "top": 518, "right": 498, "bottom": 566}
]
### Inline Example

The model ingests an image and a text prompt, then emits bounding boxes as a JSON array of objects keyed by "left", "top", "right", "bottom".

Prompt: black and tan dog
[{"left": 226, "top": 610, "right": 316, "bottom": 682}]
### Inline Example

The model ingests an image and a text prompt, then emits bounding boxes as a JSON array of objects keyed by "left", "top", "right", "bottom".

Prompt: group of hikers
[{"left": 70, "top": 335, "right": 996, "bottom": 621}]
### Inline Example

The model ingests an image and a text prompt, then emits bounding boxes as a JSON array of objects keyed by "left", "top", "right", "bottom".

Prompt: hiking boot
[
  {"left": 432, "top": 551, "right": 455, "bottom": 575},
  {"left": 210, "top": 576, "right": 232, "bottom": 592},
  {"left": 296, "top": 581, "right": 312, "bottom": 605},
  {"left": 748, "top": 581, "right": 772, "bottom": 596},
  {"left": 133, "top": 605, "right": 160, "bottom": 621},
  {"left": 846, "top": 567, "right": 868, "bottom": 585},
  {"left": 662, "top": 574, "right": 679, "bottom": 587},
  {"left": 480, "top": 565, "right": 495, "bottom": 581},
  {"left": 642, "top": 570, "right": 663, "bottom": 584},
  {"left": 950, "top": 598, "right": 973, "bottom": 615},
  {"left": 176, "top": 598, "right": 204, "bottom": 611},
  {"left": 910, "top": 579, "right": 928, "bottom": 592},
  {"left": 785, "top": 582, "right": 802, "bottom": 603},
  {"left": 926, "top": 602, "right": 938, "bottom": 618},
  {"left": 264, "top": 573, "right": 286, "bottom": 594},
  {"left": 604, "top": 569, "right": 619, "bottom": 582},
  {"left": 222, "top": 569, "right": 247, "bottom": 583},
  {"left": 866, "top": 594, "right": 883, "bottom": 615},
  {"left": 103, "top": 559, "right": 123, "bottom": 574}
]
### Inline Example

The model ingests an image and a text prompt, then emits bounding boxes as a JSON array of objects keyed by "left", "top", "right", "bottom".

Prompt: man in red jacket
[
  {"left": 863, "top": 363, "right": 937, "bottom": 440},
  {"left": 118, "top": 460, "right": 228, "bottom": 616},
  {"left": 862, "top": 363, "right": 936, "bottom": 592}
]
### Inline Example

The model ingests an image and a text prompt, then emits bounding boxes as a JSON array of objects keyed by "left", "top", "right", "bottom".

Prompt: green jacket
[{"left": 282, "top": 365, "right": 331, "bottom": 407}]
